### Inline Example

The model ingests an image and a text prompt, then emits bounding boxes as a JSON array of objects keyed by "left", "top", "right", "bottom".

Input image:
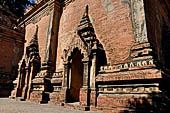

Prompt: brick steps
[
  {"left": 63, "top": 102, "right": 90, "bottom": 111},
  {"left": 92, "top": 106, "right": 134, "bottom": 113}
]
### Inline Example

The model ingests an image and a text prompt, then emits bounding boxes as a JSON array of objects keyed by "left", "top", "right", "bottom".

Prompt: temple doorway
[
  {"left": 161, "top": 19, "right": 170, "bottom": 69},
  {"left": 17, "top": 72, "right": 26, "bottom": 97},
  {"left": 68, "top": 49, "right": 83, "bottom": 102},
  {"left": 159, "top": 18, "right": 170, "bottom": 97},
  {"left": 16, "top": 61, "right": 26, "bottom": 98}
]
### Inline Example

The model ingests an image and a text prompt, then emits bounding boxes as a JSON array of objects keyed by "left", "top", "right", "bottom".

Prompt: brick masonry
[
  {"left": 0, "top": 5, "right": 24, "bottom": 97},
  {"left": 8, "top": 0, "right": 170, "bottom": 112},
  {"left": 56, "top": 0, "right": 133, "bottom": 70}
]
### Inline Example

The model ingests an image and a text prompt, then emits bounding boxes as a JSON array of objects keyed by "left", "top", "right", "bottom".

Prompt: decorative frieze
[
  {"left": 35, "top": 71, "right": 63, "bottom": 78},
  {"left": 36, "top": 72, "right": 53, "bottom": 78},
  {"left": 53, "top": 86, "right": 62, "bottom": 92},
  {"left": 32, "top": 8, "right": 50, "bottom": 24},
  {"left": 98, "top": 83, "right": 160, "bottom": 94},
  {"left": 52, "top": 72, "right": 63, "bottom": 78},
  {"left": 100, "top": 58, "right": 154, "bottom": 72},
  {"left": 51, "top": 72, "right": 63, "bottom": 84},
  {"left": 96, "top": 68, "right": 162, "bottom": 82},
  {"left": 31, "top": 84, "right": 44, "bottom": 91}
]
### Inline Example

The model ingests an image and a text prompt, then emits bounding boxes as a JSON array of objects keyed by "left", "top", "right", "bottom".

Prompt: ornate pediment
[
  {"left": 26, "top": 25, "right": 40, "bottom": 58},
  {"left": 24, "top": 25, "right": 41, "bottom": 67},
  {"left": 62, "top": 5, "right": 105, "bottom": 63},
  {"left": 77, "top": 5, "right": 97, "bottom": 48},
  {"left": 61, "top": 38, "right": 88, "bottom": 62}
]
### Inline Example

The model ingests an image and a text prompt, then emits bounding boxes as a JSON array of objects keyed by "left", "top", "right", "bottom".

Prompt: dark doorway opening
[
  {"left": 68, "top": 48, "right": 83, "bottom": 102},
  {"left": 16, "top": 61, "right": 26, "bottom": 98},
  {"left": 161, "top": 19, "right": 170, "bottom": 69},
  {"left": 160, "top": 18, "right": 170, "bottom": 97}
]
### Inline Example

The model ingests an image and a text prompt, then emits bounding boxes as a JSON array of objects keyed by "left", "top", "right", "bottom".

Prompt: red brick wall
[
  {"left": 0, "top": 17, "right": 24, "bottom": 96},
  {"left": 56, "top": 0, "right": 133, "bottom": 70},
  {"left": 49, "top": 91, "right": 66, "bottom": 104},
  {"left": 0, "top": 38, "right": 16, "bottom": 72},
  {"left": 0, "top": 31, "right": 24, "bottom": 77},
  {"left": 24, "top": 15, "right": 50, "bottom": 63},
  {"left": 97, "top": 95, "right": 129, "bottom": 108}
]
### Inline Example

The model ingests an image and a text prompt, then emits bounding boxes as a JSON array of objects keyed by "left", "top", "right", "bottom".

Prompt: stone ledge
[{"left": 96, "top": 68, "right": 161, "bottom": 82}]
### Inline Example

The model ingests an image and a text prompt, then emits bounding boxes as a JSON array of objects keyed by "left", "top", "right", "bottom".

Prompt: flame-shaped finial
[
  {"left": 32, "top": 25, "right": 38, "bottom": 40},
  {"left": 29, "top": 25, "right": 39, "bottom": 46},
  {"left": 84, "top": 5, "right": 88, "bottom": 16},
  {"left": 35, "top": 25, "right": 38, "bottom": 36}
]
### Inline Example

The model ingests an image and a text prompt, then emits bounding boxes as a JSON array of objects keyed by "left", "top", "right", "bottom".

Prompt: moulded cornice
[{"left": 19, "top": 0, "right": 61, "bottom": 26}]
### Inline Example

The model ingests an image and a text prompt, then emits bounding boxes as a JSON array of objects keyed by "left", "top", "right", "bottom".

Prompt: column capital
[{"left": 82, "top": 57, "right": 90, "bottom": 62}]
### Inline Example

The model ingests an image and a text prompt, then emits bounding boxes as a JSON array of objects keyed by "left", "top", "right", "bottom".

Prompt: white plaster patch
[{"left": 101, "top": 0, "right": 128, "bottom": 12}]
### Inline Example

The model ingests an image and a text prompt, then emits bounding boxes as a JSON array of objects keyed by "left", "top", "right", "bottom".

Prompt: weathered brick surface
[
  {"left": 0, "top": 38, "right": 23, "bottom": 73},
  {"left": 56, "top": 0, "right": 133, "bottom": 70},
  {"left": 90, "top": 90, "right": 96, "bottom": 106},
  {"left": 7, "top": 0, "right": 170, "bottom": 112},
  {"left": 97, "top": 95, "right": 129, "bottom": 108},
  {"left": 79, "top": 88, "right": 88, "bottom": 106},
  {"left": 24, "top": 15, "right": 50, "bottom": 63},
  {"left": 49, "top": 90, "right": 66, "bottom": 104},
  {"left": 97, "top": 95, "right": 159, "bottom": 112},
  {"left": 0, "top": 5, "right": 24, "bottom": 97},
  {"left": 29, "top": 91, "right": 43, "bottom": 103}
]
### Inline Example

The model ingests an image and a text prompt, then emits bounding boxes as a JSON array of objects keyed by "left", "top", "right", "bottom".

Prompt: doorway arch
[
  {"left": 67, "top": 48, "right": 84, "bottom": 102},
  {"left": 161, "top": 18, "right": 170, "bottom": 69}
]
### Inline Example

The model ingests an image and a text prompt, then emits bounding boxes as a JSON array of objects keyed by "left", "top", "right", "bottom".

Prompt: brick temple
[
  {"left": 1, "top": 0, "right": 169, "bottom": 112},
  {"left": 0, "top": 4, "right": 24, "bottom": 97}
]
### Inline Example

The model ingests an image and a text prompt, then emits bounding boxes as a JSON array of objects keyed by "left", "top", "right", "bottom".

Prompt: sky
[{"left": 28, "top": 0, "right": 35, "bottom": 2}]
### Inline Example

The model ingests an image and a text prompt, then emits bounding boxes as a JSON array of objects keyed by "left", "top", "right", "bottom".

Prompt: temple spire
[
  {"left": 27, "top": 25, "right": 39, "bottom": 57},
  {"left": 33, "top": 25, "right": 38, "bottom": 41},
  {"left": 35, "top": 25, "right": 38, "bottom": 36},
  {"left": 78, "top": 5, "right": 96, "bottom": 44},
  {"left": 84, "top": 5, "right": 88, "bottom": 17},
  {"left": 29, "top": 25, "right": 38, "bottom": 46}
]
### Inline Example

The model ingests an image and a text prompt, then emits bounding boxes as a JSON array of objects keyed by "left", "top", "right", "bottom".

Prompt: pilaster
[
  {"left": 41, "top": 0, "right": 61, "bottom": 73},
  {"left": 29, "top": 0, "right": 61, "bottom": 103}
]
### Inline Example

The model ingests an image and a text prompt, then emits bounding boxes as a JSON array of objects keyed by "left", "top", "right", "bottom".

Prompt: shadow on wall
[
  {"left": 96, "top": 43, "right": 107, "bottom": 73},
  {"left": 161, "top": 18, "right": 170, "bottom": 69},
  {"left": 125, "top": 92, "right": 170, "bottom": 113}
]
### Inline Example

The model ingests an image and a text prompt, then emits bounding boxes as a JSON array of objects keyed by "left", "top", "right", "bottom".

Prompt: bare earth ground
[{"left": 0, "top": 98, "right": 99, "bottom": 113}]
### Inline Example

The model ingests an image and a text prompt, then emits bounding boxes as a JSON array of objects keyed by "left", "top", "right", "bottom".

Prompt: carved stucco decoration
[
  {"left": 62, "top": 5, "right": 99, "bottom": 63},
  {"left": 102, "top": 0, "right": 128, "bottom": 12},
  {"left": 19, "top": 25, "right": 41, "bottom": 73},
  {"left": 26, "top": 25, "right": 41, "bottom": 63},
  {"left": 61, "top": 38, "right": 88, "bottom": 63},
  {"left": 129, "top": 0, "right": 148, "bottom": 43},
  {"left": 11, "top": 25, "right": 41, "bottom": 99}
]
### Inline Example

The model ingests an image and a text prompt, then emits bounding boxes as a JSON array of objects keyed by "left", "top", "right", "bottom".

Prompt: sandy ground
[{"left": 0, "top": 98, "right": 99, "bottom": 113}]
